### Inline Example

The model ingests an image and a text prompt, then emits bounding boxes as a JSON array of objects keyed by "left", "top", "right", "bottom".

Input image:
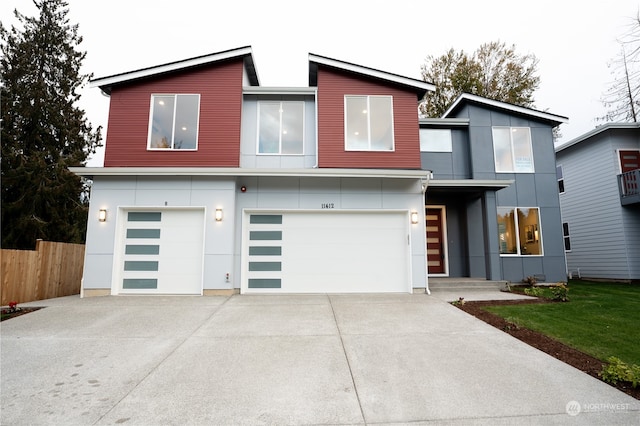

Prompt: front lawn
[{"left": 486, "top": 280, "right": 640, "bottom": 366}]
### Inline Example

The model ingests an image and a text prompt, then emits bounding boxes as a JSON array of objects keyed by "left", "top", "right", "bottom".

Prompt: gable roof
[
  {"left": 308, "top": 53, "right": 435, "bottom": 99},
  {"left": 90, "top": 46, "right": 259, "bottom": 95},
  {"left": 555, "top": 122, "right": 640, "bottom": 153},
  {"left": 442, "top": 93, "right": 568, "bottom": 127}
]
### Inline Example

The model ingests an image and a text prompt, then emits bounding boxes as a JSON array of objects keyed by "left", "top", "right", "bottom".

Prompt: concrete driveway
[{"left": 1, "top": 292, "right": 638, "bottom": 425}]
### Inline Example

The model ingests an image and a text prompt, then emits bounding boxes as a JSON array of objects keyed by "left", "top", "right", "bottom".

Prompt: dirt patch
[
  {"left": 1, "top": 307, "right": 43, "bottom": 322},
  {"left": 455, "top": 298, "right": 640, "bottom": 400}
]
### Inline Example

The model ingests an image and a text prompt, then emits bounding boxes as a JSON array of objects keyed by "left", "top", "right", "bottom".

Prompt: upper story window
[
  {"left": 562, "top": 222, "right": 571, "bottom": 252},
  {"left": 497, "top": 207, "right": 543, "bottom": 256},
  {"left": 556, "top": 165, "right": 565, "bottom": 193},
  {"left": 420, "top": 129, "right": 452, "bottom": 152},
  {"left": 258, "top": 101, "right": 304, "bottom": 155},
  {"left": 492, "top": 127, "right": 534, "bottom": 173},
  {"left": 148, "top": 94, "right": 200, "bottom": 150},
  {"left": 345, "top": 95, "right": 394, "bottom": 151}
]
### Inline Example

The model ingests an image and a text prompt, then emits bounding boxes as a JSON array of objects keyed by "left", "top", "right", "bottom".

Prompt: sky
[{"left": 2, "top": 0, "right": 639, "bottom": 166}]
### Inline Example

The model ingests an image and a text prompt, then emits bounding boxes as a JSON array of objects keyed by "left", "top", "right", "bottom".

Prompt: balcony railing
[{"left": 618, "top": 169, "right": 640, "bottom": 206}]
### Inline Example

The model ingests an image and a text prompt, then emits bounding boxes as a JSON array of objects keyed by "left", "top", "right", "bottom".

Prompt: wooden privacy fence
[{"left": 1, "top": 240, "right": 85, "bottom": 305}]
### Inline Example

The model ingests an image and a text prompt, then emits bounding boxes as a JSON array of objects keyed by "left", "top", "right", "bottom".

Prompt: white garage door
[
  {"left": 117, "top": 209, "right": 204, "bottom": 295},
  {"left": 244, "top": 211, "right": 411, "bottom": 293}
]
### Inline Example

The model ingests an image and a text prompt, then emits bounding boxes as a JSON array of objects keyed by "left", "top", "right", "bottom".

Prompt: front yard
[{"left": 487, "top": 280, "right": 640, "bottom": 366}]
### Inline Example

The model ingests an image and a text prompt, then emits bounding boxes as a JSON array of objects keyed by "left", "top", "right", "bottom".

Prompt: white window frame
[
  {"left": 492, "top": 126, "right": 534, "bottom": 173},
  {"left": 147, "top": 94, "right": 200, "bottom": 151},
  {"left": 344, "top": 95, "right": 395, "bottom": 152},
  {"left": 420, "top": 128, "right": 452, "bottom": 152},
  {"left": 256, "top": 101, "right": 305, "bottom": 155},
  {"left": 497, "top": 207, "right": 544, "bottom": 257}
]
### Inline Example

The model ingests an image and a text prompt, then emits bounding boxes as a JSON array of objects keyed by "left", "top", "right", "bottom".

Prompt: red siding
[
  {"left": 104, "top": 60, "right": 244, "bottom": 167},
  {"left": 317, "top": 67, "right": 421, "bottom": 169}
]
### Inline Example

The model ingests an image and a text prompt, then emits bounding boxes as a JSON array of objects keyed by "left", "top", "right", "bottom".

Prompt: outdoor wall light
[
  {"left": 215, "top": 208, "right": 223, "bottom": 222},
  {"left": 98, "top": 209, "right": 107, "bottom": 222},
  {"left": 410, "top": 211, "right": 419, "bottom": 224}
]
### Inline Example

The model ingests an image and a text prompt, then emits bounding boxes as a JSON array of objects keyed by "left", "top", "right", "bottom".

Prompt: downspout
[
  {"left": 313, "top": 87, "right": 319, "bottom": 168},
  {"left": 422, "top": 173, "right": 432, "bottom": 294}
]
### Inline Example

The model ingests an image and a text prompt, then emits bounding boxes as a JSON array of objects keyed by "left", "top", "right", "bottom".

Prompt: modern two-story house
[
  {"left": 71, "top": 46, "right": 569, "bottom": 296},
  {"left": 555, "top": 123, "right": 640, "bottom": 281}
]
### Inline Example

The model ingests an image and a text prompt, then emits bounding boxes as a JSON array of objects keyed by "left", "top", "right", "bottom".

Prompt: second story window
[
  {"left": 420, "top": 129, "right": 452, "bottom": 152},
  {"left": 258, "top": 101, "right": 304, "bottom": 155},
  {"left": 148, "top": 94, "right": 200, "bottom": 150},
  {"left": 557, "top": 165, "right": 565, "bottom": 193},
  {"left": 492, "top": 127, "right": 534, "bottom": 173},
  {"left": 345, "top": 95, "right": 394, "bottom": 151}
]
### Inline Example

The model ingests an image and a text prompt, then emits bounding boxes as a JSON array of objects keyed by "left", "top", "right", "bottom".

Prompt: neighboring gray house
[
  {"left": 555, "top": 123, "right": 640, "bottom": 282},
  {"left": 421, "top": 94, "right": 569, "bottom": 283}
]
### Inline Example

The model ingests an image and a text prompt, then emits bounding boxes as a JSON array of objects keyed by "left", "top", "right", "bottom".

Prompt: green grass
[{"left": 486, "top": 280, "right": 640, "bottom": 366}]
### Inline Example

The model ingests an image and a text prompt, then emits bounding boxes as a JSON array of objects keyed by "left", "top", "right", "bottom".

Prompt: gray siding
[
  {"left": 557, "top": 128, "right": 640, "bottom": 280},
  {"left": 455, "top": 104, "right": 567, "bottom": 282},
  {"left": 420, "top": 128, "right": 470, "bottom": 179}
]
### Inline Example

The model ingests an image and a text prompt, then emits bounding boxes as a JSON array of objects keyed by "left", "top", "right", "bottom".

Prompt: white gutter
[
  {"left": 69, "top": 167, "right": 430, "bottom": 180},
  {"left": 428, "top": 179, "right": 514, "bottom": 189}
]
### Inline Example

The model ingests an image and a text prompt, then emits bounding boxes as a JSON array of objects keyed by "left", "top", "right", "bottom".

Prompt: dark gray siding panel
[
  {"left": 535, "top": 173, "right": 561, "bottom": 207},
  {"left": 420, "top": 128, "right": 471, "bottom": 179},
  {"left": 515, "top": 174, "right": 537, "bottom": 206},
  {"left": 469, "top": 126, "right": 497, "bottom": 179},
  {"left": 466, "top": 197, "right": 487, "bottom": 277},
  {"left": 445, "top": 206, "right": 467, "bottom": 277},
  {"left": 452, "top": 129, "right": 471, "bottom": 178},
  {"left": 422, "top": 152, "right": 454, "bottom": 178}
]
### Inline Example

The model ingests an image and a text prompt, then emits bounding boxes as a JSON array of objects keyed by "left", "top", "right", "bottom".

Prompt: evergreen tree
[
  {"left": 420, "top": 41, "right": 540, "bottom": 118},
  {"left": 1, "top": 0, "right": 102, "bottom": 249}
]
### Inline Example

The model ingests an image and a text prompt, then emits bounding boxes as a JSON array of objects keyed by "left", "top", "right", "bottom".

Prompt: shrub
[
  {"left": 550, "top": 283, "right": 569, "bottom": 302},
  {"left": 601, "top": 357, "right": 640, "bottom": 388},
  {"left": 524, "top": 286, "right": 543, "bottom": 297},
  {"left": 522, "top": 276, "right": 537, "bottom": 286}
]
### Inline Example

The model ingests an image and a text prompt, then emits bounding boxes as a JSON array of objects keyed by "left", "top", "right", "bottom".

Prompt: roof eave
[
  {"left": 555, "top": 122, "right": 640, "bottom": 152},
  {"left": 90, "top": 46, "right": 258, "bottom": 95},
  {"left": 308, "top": 53, "right": 435, "bottom": 99},
  {"left": 442, "top": 93, "right": 569, "bottom": 127}
]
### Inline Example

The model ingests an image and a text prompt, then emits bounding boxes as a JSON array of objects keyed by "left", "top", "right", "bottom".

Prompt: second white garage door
[{"left": 244, "top": 210, "right": 411, "bottom": 293}]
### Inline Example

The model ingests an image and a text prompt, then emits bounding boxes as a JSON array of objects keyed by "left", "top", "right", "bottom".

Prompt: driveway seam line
[
  {"left": 92, "top": 295, "right": 234, "bottom": 425},
  {"left": 328, "top": 294, "right": 368, "bottom": 425}
]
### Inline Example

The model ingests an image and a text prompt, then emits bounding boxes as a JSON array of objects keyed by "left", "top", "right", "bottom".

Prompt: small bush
[
  {"left": 601, "top": 357, "right": 640, "bottom": 387},
  {"left": 451, "top": 297, "right": 465, "bottom": 306},
  {"left": 524, "top": 286, "right": 543, "bottom": 297},
  {"left": 550, "top": 283, "right": 569, "bottom": 302}
]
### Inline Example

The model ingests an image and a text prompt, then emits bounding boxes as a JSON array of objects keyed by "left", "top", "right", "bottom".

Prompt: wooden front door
[{"left": 426, "top": 208, "right": 446, "bottom": 275}]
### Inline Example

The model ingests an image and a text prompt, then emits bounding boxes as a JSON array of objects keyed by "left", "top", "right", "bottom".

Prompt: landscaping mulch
[
  {"left": 455, "top": 298, "right": 640, "bottom": 400},
  {"left": 1, "top": 307, "right": 43, "bottom": 322}
]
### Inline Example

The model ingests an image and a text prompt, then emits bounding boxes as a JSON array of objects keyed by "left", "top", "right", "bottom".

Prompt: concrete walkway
[{"left": 1, "top": 291, "right": 638, "bottom": 425}]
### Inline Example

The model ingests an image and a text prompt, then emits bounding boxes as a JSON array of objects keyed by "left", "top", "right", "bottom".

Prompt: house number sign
[{"left": 321, "top": 203, "right": 335, "bottom": 209}]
